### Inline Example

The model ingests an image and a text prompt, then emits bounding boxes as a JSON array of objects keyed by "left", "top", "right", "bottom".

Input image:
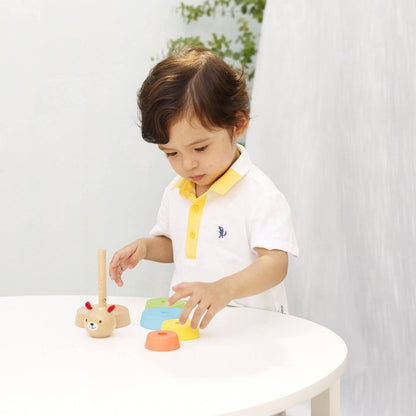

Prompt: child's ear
[{"left": 233, "top": 112, "right": 250, "bottom": 139}]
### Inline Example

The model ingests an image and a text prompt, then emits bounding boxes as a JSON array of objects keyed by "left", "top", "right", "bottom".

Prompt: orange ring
[{"left": 145, "top": 330, "right": 180, "bottom": 351}]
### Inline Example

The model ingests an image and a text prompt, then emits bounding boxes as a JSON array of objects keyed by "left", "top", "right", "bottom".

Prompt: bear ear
[
  {"left": 107, "top": 305, "right": 116, "bottom": 313},
  {"left": 85, "top": 302, "right": 93, "bottom": 310}
]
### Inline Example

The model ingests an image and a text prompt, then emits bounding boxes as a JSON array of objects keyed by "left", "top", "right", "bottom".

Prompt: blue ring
[{"left": 140, "top": 307, "right": 182, "bottom": 330}]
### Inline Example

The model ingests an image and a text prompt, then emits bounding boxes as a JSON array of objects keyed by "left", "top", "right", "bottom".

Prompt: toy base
[{"left": 75, "top": 304, "right": 131, "bottom": 328}]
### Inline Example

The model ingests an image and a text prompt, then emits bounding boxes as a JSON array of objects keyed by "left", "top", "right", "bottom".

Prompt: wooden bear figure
[{"left": 84, "top": 302, "right": 116, "bottom": 338}]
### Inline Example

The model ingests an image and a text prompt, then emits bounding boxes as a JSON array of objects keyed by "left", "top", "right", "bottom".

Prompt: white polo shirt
[{"left": 150, "top": 144, "right": 298, "bottom": 312}]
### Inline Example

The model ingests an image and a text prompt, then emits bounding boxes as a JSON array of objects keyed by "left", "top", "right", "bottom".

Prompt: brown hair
[{"left": 137, "top": 47, "right": 250, "bottom": 144}]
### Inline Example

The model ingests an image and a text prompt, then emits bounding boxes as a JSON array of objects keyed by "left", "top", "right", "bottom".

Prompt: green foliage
[{"left": 163, "top": 0, "right": 266, "bottom": 80}]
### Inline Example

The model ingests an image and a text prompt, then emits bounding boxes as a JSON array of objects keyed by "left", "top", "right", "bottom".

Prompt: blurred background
[{"left": 1, "top": 1, "right": 415, "bottom": 415}]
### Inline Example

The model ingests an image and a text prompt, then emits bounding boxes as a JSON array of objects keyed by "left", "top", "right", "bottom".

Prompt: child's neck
[
  {"left": 195, "top": 185, "right": 207, "bottom": 198},
  {"left": 194, "top": 146, "right": 241, "bottom": 198}
]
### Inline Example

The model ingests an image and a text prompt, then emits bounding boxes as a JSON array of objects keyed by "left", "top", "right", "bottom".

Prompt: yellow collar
[
  {"left": 171, "top": 144, "right": 250, "bottom": 203},
  {"left": 172, "top": 169, "right": 242, "bottom": 202}
]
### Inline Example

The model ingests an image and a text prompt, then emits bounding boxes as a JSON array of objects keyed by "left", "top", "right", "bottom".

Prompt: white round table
[{"left": 0, "top": 296, "right": 347, "bottom": 416}]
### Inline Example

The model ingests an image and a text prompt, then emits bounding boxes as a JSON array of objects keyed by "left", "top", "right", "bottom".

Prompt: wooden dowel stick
[{"left": 98, "top": 249, "right": 107, "bottom": 307}]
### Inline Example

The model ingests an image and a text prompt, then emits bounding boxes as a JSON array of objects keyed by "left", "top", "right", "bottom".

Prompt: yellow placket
[
  {"left": 185, "top": 194, "right": 208, "bottom": 259},
  {"left": 172, "top": 168, "right": 243, "bottom": 259}
]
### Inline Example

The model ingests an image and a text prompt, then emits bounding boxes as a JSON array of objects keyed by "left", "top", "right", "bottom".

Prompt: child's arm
[
  {"left": 167, "top": 248, "right": 288, "bottom": 329},
  {"left": 109, "top": 236, "right": 173, "bottom": 287}
]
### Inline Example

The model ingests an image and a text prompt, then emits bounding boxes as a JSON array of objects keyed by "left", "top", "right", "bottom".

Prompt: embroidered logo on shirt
[{"left": 218, "top": 226, "right": 227, "bottom": 238}]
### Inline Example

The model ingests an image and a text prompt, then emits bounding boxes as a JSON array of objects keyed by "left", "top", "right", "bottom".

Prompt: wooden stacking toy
[{"left": 75, "top": 249, "right": 131, "bottom": 337}]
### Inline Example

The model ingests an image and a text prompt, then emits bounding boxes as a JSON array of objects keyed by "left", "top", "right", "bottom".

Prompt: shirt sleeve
[{"left": 248, "top": 190, "right": 299, "bottom": 257}]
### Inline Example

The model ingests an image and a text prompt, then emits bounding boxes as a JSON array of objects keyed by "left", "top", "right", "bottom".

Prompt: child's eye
[
  {"left": 195, "top": 146, "right": 208, "bottom": 152},
  {"left": 166, "top": 152, "right": 177, "bottom": 157}
]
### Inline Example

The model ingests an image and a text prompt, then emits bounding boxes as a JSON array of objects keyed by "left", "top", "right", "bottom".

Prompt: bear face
[{"left": 84, "top": 302, "right": 116, "bottom": 338}]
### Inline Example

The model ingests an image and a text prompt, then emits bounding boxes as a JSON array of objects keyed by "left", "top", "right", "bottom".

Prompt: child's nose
[{"left": 182, "top": 155, "right": 198, "bottom": 171}]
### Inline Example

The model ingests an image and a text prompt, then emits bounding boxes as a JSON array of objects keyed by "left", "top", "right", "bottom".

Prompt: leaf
[{"left": 162, "top": 0, "right": 266, "bottom": 82}]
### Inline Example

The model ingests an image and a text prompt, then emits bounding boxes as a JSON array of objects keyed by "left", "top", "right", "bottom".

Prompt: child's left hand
[{"left": 167, "top": 281, "right": 231, "bottom": 329}]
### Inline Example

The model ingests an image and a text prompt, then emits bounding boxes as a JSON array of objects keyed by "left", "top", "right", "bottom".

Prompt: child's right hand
[{"left": 109, "top": 239, "right": 147, "bottom": 287}]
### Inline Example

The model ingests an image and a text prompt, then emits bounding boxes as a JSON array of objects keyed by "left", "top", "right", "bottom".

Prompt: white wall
[
  {"left": 246, "top": 1, "right": 416, "bottom": 415},
  {"left": 0, "top": 1, "right": 187, "bottom": 296}
]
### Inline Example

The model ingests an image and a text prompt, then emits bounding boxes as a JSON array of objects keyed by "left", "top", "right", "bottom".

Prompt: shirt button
[
  {"left": 192, "top": 205, "right": 200, "bottom": 213},
  {"left": 189, "top": 231, "right": 196, "bottom": 239}
]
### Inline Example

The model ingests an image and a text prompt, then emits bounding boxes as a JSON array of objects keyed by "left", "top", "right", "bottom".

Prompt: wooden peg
[
  {"left": 75, "top": 249, "right": 131, "bottom": 331},
  {"left": 98, "top": 249, "right": 107, "bottom": 307}
]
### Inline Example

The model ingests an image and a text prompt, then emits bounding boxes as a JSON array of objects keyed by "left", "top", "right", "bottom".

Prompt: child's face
[{"left": 159, "top": 116, "right": 248, "bottom": 195}]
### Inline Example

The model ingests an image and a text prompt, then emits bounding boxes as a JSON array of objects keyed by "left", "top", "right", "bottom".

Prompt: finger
[
  {"left": 171, "top": 282, "right": 187, "bottom": 292},
  {"left": 111, "top": 246, "right": 134, "bottom": 271},
  {"left": 191, "top": 302, "right": 209, "bottom": 329},
  {"left": 109, "top": 265, "right": 120, "bottom": 282},
  {"left": 166, "top": 283, "right": 191, "bottom": 306},
  {"left": 120, "top": 256, "right": 131, "bottom": 272},
  {"left": 114, "top": 265, "right": 124, "bottom": 287},
  {"left": 116, "top": 276, "right": 124, "bottom": 287},
  {"left": 109, "top": 251, "right": 125, "bottom": 277},
  {"left": 199, "top": 307, "right": 216, "bottom": 329},
  {"left": 178, "top": 295, "right": 200, "bottom": 325},
  {"left": 109, "top": 254, "right": 120, "bottom": 280},
  {"left": 110, "top": 247, "right": 136, "bottom": 285},
  {"left": 110, "top": 261, "right": 124, "bottom": 287},
  {"left": 127, "top": 249, "right": 143, "bottom": 269}
]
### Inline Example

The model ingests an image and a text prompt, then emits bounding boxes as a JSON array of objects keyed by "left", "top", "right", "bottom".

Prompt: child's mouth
[{"left": 190, "top": 175, "right": 205, "bottom": 182}]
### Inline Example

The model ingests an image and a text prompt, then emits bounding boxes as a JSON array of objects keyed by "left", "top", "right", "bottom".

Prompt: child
[{"left": 109, "top": 47, "right": 298, "bottom": 330}]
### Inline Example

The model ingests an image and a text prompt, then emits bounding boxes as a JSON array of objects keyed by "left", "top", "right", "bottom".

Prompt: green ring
[{"left": 145, "top": 297, "right": 185, "bottom": 310}]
